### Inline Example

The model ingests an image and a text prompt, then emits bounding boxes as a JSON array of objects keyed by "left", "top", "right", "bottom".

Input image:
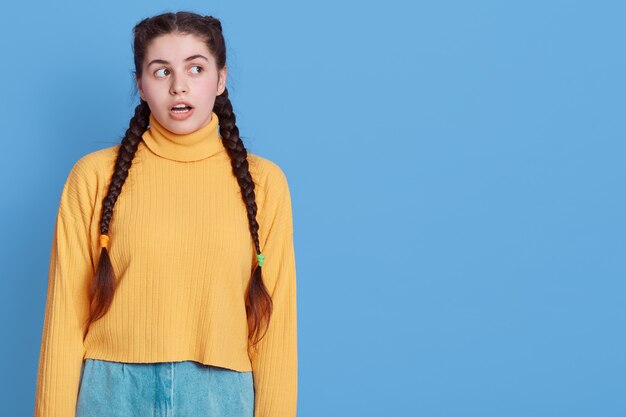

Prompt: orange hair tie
[{"left": 99, "top": 234, "right": 110, "bottom": 249}]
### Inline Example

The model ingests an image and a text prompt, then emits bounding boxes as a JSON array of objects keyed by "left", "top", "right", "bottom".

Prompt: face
[{"left": 136, "top": 33, "right": 227, "bottom": 134}]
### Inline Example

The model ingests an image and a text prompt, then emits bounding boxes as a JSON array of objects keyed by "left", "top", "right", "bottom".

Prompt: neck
[{"left": 141, "top": 112, "right": 225, "bottom": 162}]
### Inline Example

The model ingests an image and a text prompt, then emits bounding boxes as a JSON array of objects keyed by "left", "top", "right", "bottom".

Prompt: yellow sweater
[{"left": 34, "top": 112, "right": 298, "bottom": 417}]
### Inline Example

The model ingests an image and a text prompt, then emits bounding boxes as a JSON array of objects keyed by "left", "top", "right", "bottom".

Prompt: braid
[
  {"left": 85, "top": 100, "right": 150, "bottom": 328},
  {"left": 214, "top": 90, "right": 272, "bottom": 349}
]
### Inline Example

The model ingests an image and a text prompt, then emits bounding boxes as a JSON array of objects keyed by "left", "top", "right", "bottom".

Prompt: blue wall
[{"left": 1, "top": 1, "right": 624, "bottom": 416}]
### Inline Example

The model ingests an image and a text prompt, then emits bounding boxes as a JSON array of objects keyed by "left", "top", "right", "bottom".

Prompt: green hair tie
[{"left": 256, "top": 253, "right": 265, "bottom": 267}]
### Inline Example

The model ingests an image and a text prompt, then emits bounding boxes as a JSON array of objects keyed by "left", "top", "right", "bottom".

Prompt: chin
[
  {"left": 161, "top": 115, "right": 197, "bottom": 133},
  {"left": 169, "top": 124, "right": 199, "bottom": 135}
]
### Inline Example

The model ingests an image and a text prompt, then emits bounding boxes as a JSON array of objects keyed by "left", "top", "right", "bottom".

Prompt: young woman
[{"left": 34, "top": 11, "right": 297, "bottom": 417}]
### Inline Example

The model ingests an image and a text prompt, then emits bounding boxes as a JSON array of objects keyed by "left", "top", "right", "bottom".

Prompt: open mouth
[{"left": 171, "top": 105, "right": 193, "bottom": 113}]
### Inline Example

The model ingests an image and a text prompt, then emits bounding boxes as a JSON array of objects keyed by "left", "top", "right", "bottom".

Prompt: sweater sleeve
[
  {"left": 249, "top": 164, "right": 299, "bottom": 417},
  {"left": 34, "top": 158, "right": 95, "bottom": 417}
]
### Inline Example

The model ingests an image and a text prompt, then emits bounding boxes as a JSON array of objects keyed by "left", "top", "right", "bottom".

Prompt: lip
[
  {"left": 169, "top": 106, "right": 194, "bottom": 120},
  {"left": 170, "top": 101, "right": 194, "bottom": 110}
]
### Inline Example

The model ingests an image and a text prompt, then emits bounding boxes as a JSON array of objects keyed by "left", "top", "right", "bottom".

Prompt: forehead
[{"left": 145, "top": 33, "right": 212, "bottom": 62}]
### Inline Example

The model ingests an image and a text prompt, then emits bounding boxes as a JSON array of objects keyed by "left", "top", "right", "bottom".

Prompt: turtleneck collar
[{"left": 141, "top": 111, "right": 225, "bottom": 162}]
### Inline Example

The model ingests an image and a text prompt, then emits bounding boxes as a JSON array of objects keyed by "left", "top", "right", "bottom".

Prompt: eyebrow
[{"left": 147, "top": 54, "right": 209, "bottom": 67}]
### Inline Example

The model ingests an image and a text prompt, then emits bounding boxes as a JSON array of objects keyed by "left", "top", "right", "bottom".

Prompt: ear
[
  {"left": 136, "top": 76, "right": 145, "bottom": 101},
  {"left": 217, "top": 66, "right": 227, "bottom": 96}
]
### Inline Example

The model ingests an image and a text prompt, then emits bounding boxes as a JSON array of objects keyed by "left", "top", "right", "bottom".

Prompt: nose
[{"left": 170, "top": 76, "right": 188, "bottom": 95}]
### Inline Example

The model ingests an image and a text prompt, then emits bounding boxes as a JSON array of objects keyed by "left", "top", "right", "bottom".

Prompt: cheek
[
  {"left": 146, "top": 82, "right": 167, "bottom": 95},
  {"left": 141, "top": 82, "right": 159, "bottom": 100},
  {"left": 198, "top": 76, "right": 219, "bottom": 94}
]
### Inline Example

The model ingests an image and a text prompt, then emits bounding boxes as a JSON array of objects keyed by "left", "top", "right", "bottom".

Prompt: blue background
[{"left": 1, "top": 1, "right": 625, "bottom": 416}]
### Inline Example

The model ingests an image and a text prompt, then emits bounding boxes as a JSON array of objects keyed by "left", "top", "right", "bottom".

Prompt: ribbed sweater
[{"left": 34, "top": 112, "right": 298, "bottom": 417}]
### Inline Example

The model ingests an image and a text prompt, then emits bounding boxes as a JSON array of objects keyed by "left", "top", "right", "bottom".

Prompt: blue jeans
[{"left": 76, "top": 358, "right": 254, "bottom": 417}]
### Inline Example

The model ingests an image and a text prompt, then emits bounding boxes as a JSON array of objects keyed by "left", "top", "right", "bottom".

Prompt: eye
[
  {"left": 190, "top": 65, "right": 203, "bottom": 74},
  {"left": 154, "top": 68, "right": 169, "bottom": 78}
]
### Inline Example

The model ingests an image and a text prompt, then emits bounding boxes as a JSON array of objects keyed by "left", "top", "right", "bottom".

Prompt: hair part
[{"left": 84, "top": 11, "right": 272, "bottom": 350}]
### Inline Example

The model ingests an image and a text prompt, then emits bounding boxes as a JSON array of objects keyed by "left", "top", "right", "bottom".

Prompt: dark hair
[{"left": 84, "top": 11, "right": 272, "bottom": 350}]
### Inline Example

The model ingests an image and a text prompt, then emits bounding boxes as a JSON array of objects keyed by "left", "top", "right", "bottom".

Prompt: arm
[
  {"left": 249, "top": 164, "right": 298, "bottom": 417},
  {"left": 34, "top": 158, "right": 95, "bottom": 417}
]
